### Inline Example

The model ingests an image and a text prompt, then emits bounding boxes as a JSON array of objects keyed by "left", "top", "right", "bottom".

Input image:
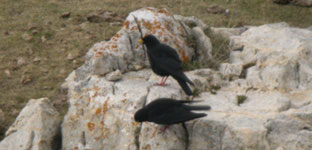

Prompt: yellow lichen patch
[
  {"left": 95, "top": 107, "right": 102, "bottom": 115},
  {"left": 132, "top": 121, "right": 138, "bottom": 126},
  {"left": 124, "top": 21, "right": 130, "bottom": 29},
  {"left": 87, "top": 122, "right": 95, "bottom": 131}
]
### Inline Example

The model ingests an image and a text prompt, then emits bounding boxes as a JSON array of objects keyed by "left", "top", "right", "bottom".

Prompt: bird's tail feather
[
  {"left": 181, "top": 73, "right": 195, "bottom": 86},
  {"left": 185, "top": 105, "right": 211, "bottom": 111},
  {"left": 177, "top": 79, "right": 193, "bottom": 96}
]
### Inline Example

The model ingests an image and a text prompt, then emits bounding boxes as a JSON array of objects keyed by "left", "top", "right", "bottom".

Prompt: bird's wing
[
  {"left": 149, "top": 107, "right": 206, "bottom": 124},
  {"left": 158, "top": 44, "right": 181, "bottom": 63}
]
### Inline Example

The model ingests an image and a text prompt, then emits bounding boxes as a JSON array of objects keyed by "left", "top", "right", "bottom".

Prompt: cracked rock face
[
  {"left": 0, "top": 98, "right": 61, "bottom": 150},
  {"left": 229, "top": 22, "right": 312, "bottom": 91},
  {"left": 61, "top": 7, "right": 312, "bottom": 150}
]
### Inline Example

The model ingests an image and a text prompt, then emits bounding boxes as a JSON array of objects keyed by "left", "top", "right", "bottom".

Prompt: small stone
[
  {"left": 4, "top": 69, "right": 11, "bottom": 78},
  {"left": 22, "top": 33, "right": 32, "bottom": 41},
  {"left": 20, "top": 74, "right": 32, "bottom": 84},
  {"left": 41, "top": 36, "right": 47, "bottom": 43},
  {"left": 207, "top": 5, "right": 226, "bottom": 14},
  {"left": 17, "top": 57, "right": 27, "bottom": 66},
  {"left": 33, "top": 57, "right": 42, "bottom": 63},
  {"left": 67, "top": 53, "right": 75, "bottom": 60},
  {"left": 134, "top": 65, "right": 143, "bottom": 71},
  {"left": 105, "top": 70, "right": 122, "bottom": 81},
  {"left": 109, "top": 22, "right": 122, "bottom": 26},
  {"left": 61, "top": 12, "right": 71, "bottom": 18}
]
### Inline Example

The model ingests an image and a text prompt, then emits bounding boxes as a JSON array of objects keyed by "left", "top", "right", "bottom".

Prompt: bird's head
[
  {"left": 138, "top": 34, "right": 160, "bottom": 46},
  {"left": 134, "top": 108, "right": 148, "bottom": 122}
]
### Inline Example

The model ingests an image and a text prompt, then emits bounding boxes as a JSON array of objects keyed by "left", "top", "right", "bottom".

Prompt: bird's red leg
[
  {"left": 159, "top": 77, "right": 165, "bottom": 85},
  {"left": 159, "top": 125, "right": 169, "bottom": 134},
  {"left": 159, "top": 76, "right": 168, "bottom": 86}
]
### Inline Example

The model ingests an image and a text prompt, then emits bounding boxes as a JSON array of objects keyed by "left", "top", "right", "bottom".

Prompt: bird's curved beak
[{"left": 138, "top": 38, "right": 143, "bottom": 44}]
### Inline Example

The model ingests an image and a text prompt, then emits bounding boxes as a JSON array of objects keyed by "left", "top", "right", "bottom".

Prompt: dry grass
[{"left": 0, "top": 0, "right": 311, "bottom": 140}]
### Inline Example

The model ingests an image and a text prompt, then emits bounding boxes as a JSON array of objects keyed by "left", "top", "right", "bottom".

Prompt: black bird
[
  {"left": 139, "top": 35, "right": 195, "bottom": 96},
  {"left": 134, "top": 98, "right": 211, "bottom": 132}
]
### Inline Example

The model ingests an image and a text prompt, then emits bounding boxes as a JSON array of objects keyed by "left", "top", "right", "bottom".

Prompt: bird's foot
[{"left": 154, "top": 83, "right": 167, "bottom": 86}]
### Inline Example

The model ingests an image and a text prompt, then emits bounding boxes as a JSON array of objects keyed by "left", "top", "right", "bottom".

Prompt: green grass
[
  {"left": 0, "top": 0, "right": 311, "bottom": 140},
  {"left": 237, "top": 95, "right": 248, "bottom": 105}
]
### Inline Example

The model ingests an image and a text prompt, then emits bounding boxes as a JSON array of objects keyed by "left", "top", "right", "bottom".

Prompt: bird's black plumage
[
  {"left": 134, "top": 98, "right": 211, "bottom": 125},
  {"left": 141, "top": 35, "right": 195, "bottom": 95}
]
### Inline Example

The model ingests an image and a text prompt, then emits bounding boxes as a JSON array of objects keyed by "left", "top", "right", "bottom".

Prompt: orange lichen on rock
[
  {"left": 103, "top": 127, "right": 110, "bottom": 139},
  {"left": 124, "top": 21, "right": 130, "bottom": 29},
  {"left": 164, "top": 37, "right": 168, "bottom": 43},
  {"left": 158, "top": 31, "right": 163, "bottom": 37},
  {"left": 95, "top": 51, "right": 103, "bottom": 57},
  {"left": 178, "top": 26, "right": 185, "bottom": 36},
  {"left": 158, "top": 9, "right": 169, "bottom": 16},
  {"left": 88, "top": 122, "right": 95, "bottom": 131},
  {"left": 179, "top": 48, "right": 189, "bottom": 62},
  {"left": 142, "top": 20, "right": 153, "bottom": 31},
  {"left": 95, "top": 107, "right": 102, "bottom": 115},
  {"left": 102, "top": 97, "right": 110, "bottom": 115},
  {"left": 92, "top": 91, "right": 98, "bottom": 98},
  {"left": 112, "top": 44, "right": 117, "bottom": 49}
]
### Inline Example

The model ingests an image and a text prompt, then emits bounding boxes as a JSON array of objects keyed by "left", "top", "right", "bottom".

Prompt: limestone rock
[
  {"left": 80, "top": 7, "right": 196, "bottom": 77},
  {"left": 229, "top": 22, "right": 312, "bottom": 90},
  {"left": 211, "top": 27, "right": 248, "bottom": 39},
  {"left": 61, "top": 10, "right": 312, "bottom": 150},
  {"left": 105, "top": 69, "right": 122, "bottom": 81},
  {"left": 0, "top": 98, "right": 61, "bottom": 150},
  {"left": 219, "top": 63, "right": 243, "bottom": 80},
  {"left": 192, "top": 27, "right": 212, "bottom": 62}
]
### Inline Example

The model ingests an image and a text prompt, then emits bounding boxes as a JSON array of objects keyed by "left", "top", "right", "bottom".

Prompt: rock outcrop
[
  {"left": 61, "top": 5, "right": 312, "bottom": 149},
  {"left": 0, "top": 98, "right": 61, "bottom": 150},
  {"left": 2, "top": 7, "right": 312, "bottom": 150}
]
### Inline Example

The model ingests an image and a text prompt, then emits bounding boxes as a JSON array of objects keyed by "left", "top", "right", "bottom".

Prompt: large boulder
[
  {"left": 61, "top": 7, "right": 312, "bottom": 150},
  {"left": 0, "top": 98, "right": 61, "bottom": 150}
]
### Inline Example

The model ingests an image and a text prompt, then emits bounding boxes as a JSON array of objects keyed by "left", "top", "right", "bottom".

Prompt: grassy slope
[{"left": 0, "top": 0, "right": 311, "bottom": 140}]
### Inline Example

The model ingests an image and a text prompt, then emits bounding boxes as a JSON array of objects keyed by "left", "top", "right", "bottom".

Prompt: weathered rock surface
[
  {"left": 81, "top": 7, "right": 199, "bottom": 77},
  {"left": 0, "top": 98, "right": 61, "bottom": 150},
  {"left": 59, "top": 9, "right": 312, "bottom": 150},
  {"left": 230, "top": 22, "right": 312, "bottom": 91}
]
